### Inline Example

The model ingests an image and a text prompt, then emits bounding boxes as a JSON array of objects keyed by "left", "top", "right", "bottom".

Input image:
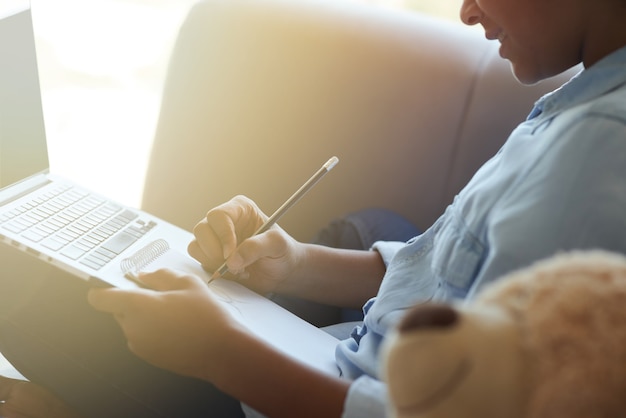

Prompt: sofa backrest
[{"left": 142, "top": 0, "right": 579, "bottom": 240}]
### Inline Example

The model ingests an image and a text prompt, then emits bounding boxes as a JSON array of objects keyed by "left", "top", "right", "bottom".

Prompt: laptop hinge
[{"left": 0, "top": 171, "right": 51, "bottom": 207}]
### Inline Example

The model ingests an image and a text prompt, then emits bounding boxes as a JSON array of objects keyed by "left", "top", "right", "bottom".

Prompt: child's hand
[
  {"left": 88, "top": 269, "right": 239, "bottom": 381},
  {"left": 188, "top": 195, "right": 303, "bottom": 294}
]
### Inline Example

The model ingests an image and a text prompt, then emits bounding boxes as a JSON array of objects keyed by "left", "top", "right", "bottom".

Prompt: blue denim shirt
[{"left": 339, "top": 45, "right": 626, "bottom": 418}]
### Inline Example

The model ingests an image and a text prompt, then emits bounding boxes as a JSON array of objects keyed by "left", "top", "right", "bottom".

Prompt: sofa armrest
[{"left": 142, "top": 0, "right": 575, "bottom": 241}]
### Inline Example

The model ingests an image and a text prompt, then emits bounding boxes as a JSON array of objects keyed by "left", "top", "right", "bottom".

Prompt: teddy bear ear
[{"left": 397, "top": 303, "right": 459, "bottom": 333}]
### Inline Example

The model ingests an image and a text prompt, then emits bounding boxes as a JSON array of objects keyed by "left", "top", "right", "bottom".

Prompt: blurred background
[{"left": 31, "top": 0, "right": 462, "bottom": 208}]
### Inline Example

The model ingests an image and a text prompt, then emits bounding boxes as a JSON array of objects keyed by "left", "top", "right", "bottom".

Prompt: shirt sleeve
[
  {"left": 371, "top": 241, "right": 406, "bottom": 267},
  {"left": 342, "top": 376, "right": 389, "bottom": 418}
]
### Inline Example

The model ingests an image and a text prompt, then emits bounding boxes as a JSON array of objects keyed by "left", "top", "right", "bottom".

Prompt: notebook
[{"left": 0, "top": 1, "right": 340, "bottom": 375}]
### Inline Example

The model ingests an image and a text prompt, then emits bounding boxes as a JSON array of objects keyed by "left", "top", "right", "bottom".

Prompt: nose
[
  {"left": 397, "top": 303, "right": 459, "bottom": 333},
  {"left": 459, "top": 0, "right": 483, "bottom": 26}
]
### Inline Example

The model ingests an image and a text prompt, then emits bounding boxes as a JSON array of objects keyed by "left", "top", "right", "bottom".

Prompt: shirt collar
[{"left": 527, "top": 45, "right": 626, "bottom": 120}]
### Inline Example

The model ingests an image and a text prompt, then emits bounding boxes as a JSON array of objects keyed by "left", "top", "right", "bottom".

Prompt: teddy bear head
[{"left": 381, "top": 250, "right": 626, "bottom": 418}]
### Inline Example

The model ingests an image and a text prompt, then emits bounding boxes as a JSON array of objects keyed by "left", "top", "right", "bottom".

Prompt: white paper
[{"left": 133, "top": 247, "right": 341, "bottom": 376}]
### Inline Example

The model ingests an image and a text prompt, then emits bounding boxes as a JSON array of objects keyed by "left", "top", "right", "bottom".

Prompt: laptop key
[
  {"left": 42, "top": 237, "right": 66, "bottom": 251},
  {"left": 21, "top": 229, "right": 45, "bottom": 242},
  {"left": 80, "top": 256, "right": 106, "bottom": 271},
  {"left": 61, "top": 245, "right": 87, "bottom": 260},
  {"left": 2, "top": 222, "right": 25, "bottom": 233},
  {"left": 101, "top": 232, "right": 138, "bottom": 255}
]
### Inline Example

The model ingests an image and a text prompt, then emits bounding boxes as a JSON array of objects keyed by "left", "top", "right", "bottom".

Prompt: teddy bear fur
[{"left": 382, "top": 250, "right": 626, "bottom": 418}]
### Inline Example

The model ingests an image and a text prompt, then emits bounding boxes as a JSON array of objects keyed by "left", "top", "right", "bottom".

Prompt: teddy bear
[{"left": 381, "top": 250, "right": 626, "bottom": 418}]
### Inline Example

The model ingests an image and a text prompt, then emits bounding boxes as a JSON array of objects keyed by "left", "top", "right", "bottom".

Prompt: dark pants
[
  {"left": 0, "top": 208, "right": 418, "bottom": 417},
  {"left": 0, "top": 244, "right": 243, "bottom": 417}
]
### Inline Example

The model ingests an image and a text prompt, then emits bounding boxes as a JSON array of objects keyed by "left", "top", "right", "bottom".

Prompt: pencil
[{"left": 207, "top": 156, "right": 339, "bottom": 283}]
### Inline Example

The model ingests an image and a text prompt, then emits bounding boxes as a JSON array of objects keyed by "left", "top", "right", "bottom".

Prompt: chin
[
  {"left": 509, "top": 63, "right": 545, "bottom": 85},
  {"left": 510, "top": 59, "right": 580, "bottom": 86}
]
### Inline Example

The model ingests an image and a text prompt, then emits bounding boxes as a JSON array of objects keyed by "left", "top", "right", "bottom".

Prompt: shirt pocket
[{"left": 430, "top": 213, "right": 484, "bottom": 291}]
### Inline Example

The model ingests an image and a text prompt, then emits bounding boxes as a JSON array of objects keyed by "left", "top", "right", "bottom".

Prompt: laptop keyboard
[{"left": 0, "top": 184, "right": 156, "bottom": 271}]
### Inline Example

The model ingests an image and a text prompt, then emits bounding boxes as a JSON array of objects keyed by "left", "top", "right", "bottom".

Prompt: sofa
[{"left": 142, "top": 0, "right": 578, "bottom": 253}]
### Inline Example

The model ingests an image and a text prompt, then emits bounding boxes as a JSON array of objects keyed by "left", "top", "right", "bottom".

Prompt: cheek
[{"left": 498, "top": 22, "right": 559, "bottom": 83}]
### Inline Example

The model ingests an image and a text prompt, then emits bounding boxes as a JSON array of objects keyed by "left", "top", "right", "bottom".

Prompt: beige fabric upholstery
[{"left": 142, "top": 0, "right": 578, "bottom": 241}]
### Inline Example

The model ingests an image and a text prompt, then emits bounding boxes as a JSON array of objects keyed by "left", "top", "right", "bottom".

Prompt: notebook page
[{"left": 125, "top": 246, "right": 341, "bottom": 376}]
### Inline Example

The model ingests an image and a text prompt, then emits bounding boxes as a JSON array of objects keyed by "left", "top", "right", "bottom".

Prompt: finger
[
  {"left": 232, "top": 227, "right": 287, "bottom": 269},
  {"left": 203, "top": 205, "right": 241, "bottom": 260},
  {"left": 136, "top": 269, "right": 178, "bottom": 291},
  {"left": 87, "top": 287, "right": 142, "bottom": 314},
  {"left": 187, "top": 240, "right": 208, "bottom": 268},
  {"left": 137, "top": 269, "right": 201, "bottom": 292},
  {"left": 189, "top": 220, "right": 223, "bottom": 265},
  {"left": 205, "top": 195, "right": 267, "bottom": 258}
]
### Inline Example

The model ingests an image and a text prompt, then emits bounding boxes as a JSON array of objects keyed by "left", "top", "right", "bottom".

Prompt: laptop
[
  {"left": 0, "top": 1, "right": 342, "bottom": 379},
  {"left": 0, "top": 0, "right": 197, "bottom": 290}
]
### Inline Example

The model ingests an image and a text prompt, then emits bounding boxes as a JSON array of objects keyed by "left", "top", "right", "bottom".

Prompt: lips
[
  {"left": 485, "top": 29, "right": 505, "bottom": 42},
  {"left": 484, "top": 30, "right": 508, "bottom": 58}
]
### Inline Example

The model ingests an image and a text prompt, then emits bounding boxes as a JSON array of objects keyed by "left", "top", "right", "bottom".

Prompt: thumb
[
  {"left": 230, "top": 228, "right": 285, "bottom": 270},
  {"left": 137, "top": 269, "right": 201, "bottom": 291}
]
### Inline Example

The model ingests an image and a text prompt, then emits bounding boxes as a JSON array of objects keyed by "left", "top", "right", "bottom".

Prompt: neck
[{"left": 582, "top": 3, "right": 626, "bottom": 67}]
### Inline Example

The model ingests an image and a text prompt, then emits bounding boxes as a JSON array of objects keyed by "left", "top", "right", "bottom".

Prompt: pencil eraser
[{"left": 324, "top": 156, "right": 339, "bottom": 170}]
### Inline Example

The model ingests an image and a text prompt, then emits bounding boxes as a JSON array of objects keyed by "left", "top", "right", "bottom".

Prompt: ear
[
  {"left": 381, "top": 303, "right": 468, "bottom": 418},
  {"left": 382, "top": 303, "right": 528, "bottom": 418},
  {"left": 397, "top": 303, "right": 459, "bottom": 333}
]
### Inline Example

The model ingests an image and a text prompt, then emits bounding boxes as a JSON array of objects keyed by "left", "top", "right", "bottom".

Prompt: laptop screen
[{"left": 0, "top": 1, "right": 50, "bottom": 190}]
